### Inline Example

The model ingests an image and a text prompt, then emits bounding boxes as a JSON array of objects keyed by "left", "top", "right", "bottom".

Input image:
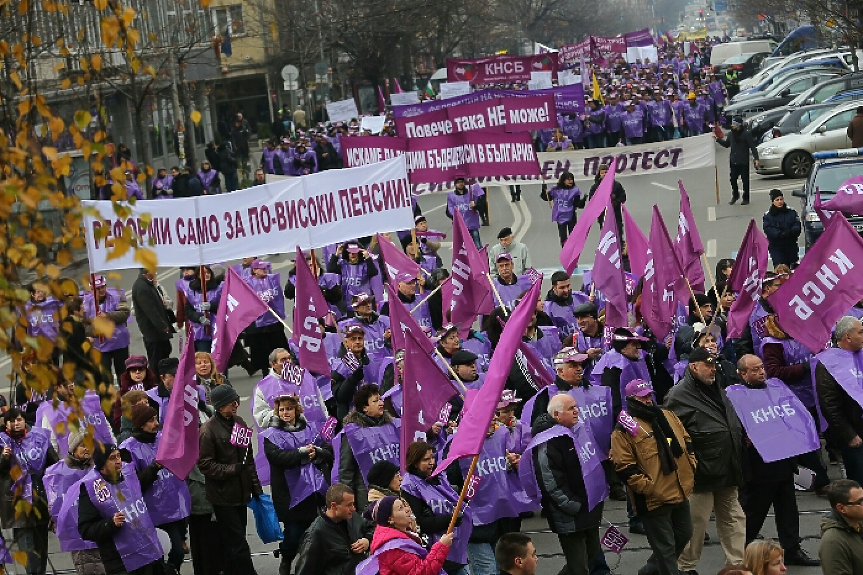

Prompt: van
[
  {"left": 711, "top": 40, "right": 775, "bottom": 66},
  {"left": 771, "top": 25, "right": 820, "bottom": 57}
]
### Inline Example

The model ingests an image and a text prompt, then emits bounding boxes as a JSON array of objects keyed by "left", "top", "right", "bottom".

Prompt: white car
[{"left": 756, "top": 101, "right": 859, "bottom": 178}]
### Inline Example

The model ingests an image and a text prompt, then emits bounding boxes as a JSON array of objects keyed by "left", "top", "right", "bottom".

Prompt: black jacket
[
  {"left": 294, "top": 509, "right": 368, "bottom": 575},
  {"left": 264, "top": 417, "right": 333, "bottom": 523},
  {"left": 205, "top": 147, "right": 221, "bottom": 172},
  {"left": 762, "top": 205, "right": 801, "bottom": 249},
  {"left": 198, "top": 412, "right": 262, "bottom": 506},
  {"left": 217, "top": 144, "right": 237, "bottom": 175},
  {"left": 717, "top": 129, "right": 759, "bottom": 165},
  {"left": 131, "top": 272, "right": 171, "bottom": 342},
  {"left": 530, "top": 413, "right": 603, "bottom": 534},
  {"left": 77, "top": 469, "right": 158, "bottom": 575},
  {"left": 816, "top": 360, "right": 863, "bottom": 446}
]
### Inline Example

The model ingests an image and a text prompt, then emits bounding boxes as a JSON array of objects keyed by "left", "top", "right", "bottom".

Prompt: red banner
[{"left": 447, "top": 54, "right": 558, "bottom": 84}]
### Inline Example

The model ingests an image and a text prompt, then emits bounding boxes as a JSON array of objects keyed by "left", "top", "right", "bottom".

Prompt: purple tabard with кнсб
[
  {"left": 260, "top": 423, "right": 328, "bottom": 508},
  {"left": 120, "top": 432, "right": 191, "bottom": 525},
  {"left": 400, "top": 471, "right": 472, "bottom": 564}
]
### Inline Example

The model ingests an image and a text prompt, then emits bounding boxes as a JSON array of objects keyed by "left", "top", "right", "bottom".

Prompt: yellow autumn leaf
[
  {"left": 41, "top": 147, "right": 58, "bottom": 161},
  {"left": 94, "top": 0, "right": 106, "bottom": 9},
  {"left": 18, "top": 99, "right": 31, "bottom": 115},
  {"left": 130, "top": 58, "right": 141, "bottom": 73},
  {"left": 91, "top": 53, "right": 102, "bottom": 71},
  {"left": 45, "top": 264, "right": 60, "bottom": 278},
  {"left": 92, "top": 315, "right": 116, "bottom": 338},
  {"left": 121, "top": 6, "right": 135, "bottom": 26},
  {"left": 74, "top": 110, "right": 92, "bottom": 130},
  {"left": 61, "top": 78, "right": 70, "bottom": 90},
  {"left": 191, "top": 110, "right": 202, "bottom": 125},
  {"left": 9, "top": 71, "right": 22, "bottom": 89},
  {"left": 48, "top": 116, "right": 64, "bottom": 138},
  {"left": 17, "top": 0, "right": 28, "bottom": 15},
  {"left": 134, "top": 248, "right": 157, "bottom": 272},
  {"left": 79, "top": 56, "right": 89, "bottom": 72},
  {"left": 13, "top": 550, "right": 28, "bottom": 567}
]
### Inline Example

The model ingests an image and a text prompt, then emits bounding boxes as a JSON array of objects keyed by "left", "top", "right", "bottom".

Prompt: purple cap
[
  {"left": 251, "top": 259, "right": 269, "bottom": 270},
  {"left": 624, "top": 379, "right": 654, "bottom": 398},
  {"left": 553, "top": 347, "right": 589, "bottom": 366},
  {"left": 497, "top": 390, "right": 522, "bottom": 409},
  {"left": 346, "top": 243, "right": 362, "bottom": 254},
  {"left": 92, "top": 275, "right": 107, "bottom": 288},
  {"left": 341, "top": 321, "right": 365, "bottom": 336},
  {"left": 350, "top": 293, "right": 372, "bottom": 308},
  {"left": 495, "top": 252, "right": 513, "bottom": 262},
  {"left": 394, "top": 271, "right": 416, "bottom": 284}
]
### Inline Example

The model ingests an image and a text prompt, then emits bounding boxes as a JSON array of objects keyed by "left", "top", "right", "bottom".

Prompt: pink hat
[
  {"left": 92, "top": 275, "right": 107, "bottom": 288},
  {"left": 624, "top": 379, "right": 654, "bottom": 398}
]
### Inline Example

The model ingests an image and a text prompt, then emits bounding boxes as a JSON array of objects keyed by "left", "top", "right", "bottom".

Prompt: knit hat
[
  {"left": 67, "top": 431, "right": 88, "bottom": 456},
  {"left": 367, "top": 460, "right": 400, "bottom": 489},
  {"left": 131, "top": 403, "right": 157, "bottom": 430},
  {"left": 210, "top": 384, "right": 240, "bottom": 409},
  {"left": 363, "top": 495, "right": 398, "bottom": 526},
  {"left": 770, "top": 189, "right": 783, "bottom": 200},
  {"left": 92, "top": 442, "right": 119, "bottom": 472},
  {"left": 158, "top": 357, "right": 179, "bottom": 376}
]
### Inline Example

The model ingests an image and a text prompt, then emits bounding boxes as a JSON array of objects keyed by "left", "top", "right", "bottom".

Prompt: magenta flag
[
  {"left": 813, "top": 189, "right": 837, "bottom": 226},
  {"left": 376, "top": 233, "right": 421, "bottom": 290},
  {"left": 211, "top": 266, "right": 271, "bottom": 373},
  {"left": 433, "top": 279, "right": 542, "bottom": 476},
  {"left": 451, "top": 209, "right": 493, "bottom": 338},
  {"left": 592, "top": 200, "right": 629, "bottom": 328},
  {"left": 393, "top": 78, "right": 403, "bottom": 94},
  {"left": 519, "top": 340, "right": 554, "bottom": 389},
  {"left": 817, "top": 175, "right": 863, "bottom": 215},
  {"left": 725, "top": 220, "right": 769, "bottom": 338},
  {"left": 674, "top": 181, "right": 706, "bottom": 295},
  {"left": 156, "top": 334, "right": 198, "bottom": 480},
  {"left": 622, "top": 205, "right": 649, "bottom": 278},
  {"left": 401, "top": 330, "right": 460, "bottom": 472},
  {"left": 769, "top": 216, "right": 863, "bottom": 353},
  {"left": 292, "top": 246, "right": 332, "bottom": 376},
  {"left": 377, "top": 86, "right": 386, "bottom": 114},
  {"left": 386, "top": 283, "right": 434, "bottom": 355},
  {"left": 560, "top": 161, "right": 618, "bottom": 273},
  {"left": 642, "top": 206, "right": 685, "bottom": 340}
]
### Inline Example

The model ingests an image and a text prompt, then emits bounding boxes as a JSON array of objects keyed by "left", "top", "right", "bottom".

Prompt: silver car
[{"left": 755, "top": 101, "right": 860, "bottom": 178}]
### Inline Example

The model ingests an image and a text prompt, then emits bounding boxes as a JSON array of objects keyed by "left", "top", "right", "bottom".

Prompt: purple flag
[
  {"left": 377, "top": 86, "right": 386, "bottom": 114},
  {"left": 386, "top": 282, "right": 434, "bottom": 355},
  {"left": 817, "top": 175, "right": 863, "bottom": 215},
  {"left": 725, "top": 220, "right": 769, "bottom": 338},
  {"left": 725, "top": 379, "right": 820, "bottom": 462},
  {"left": 813, "top": 188, "right": 836, "bottom": 226},
  {"left": 769, "top": 216, "right": 863, "bottom": 353},
  {"left": 560, "top": 162, "right": 618, "bottom": 273},
  {"left": 592, "top": 201, "right": 628, "bottom": 328},
  {"left": 377, "top": 233, "right": 421, "bottom": 290},
  {"left": 393, "top": 78, "right": 403, "bottom": 94},
  {"left": 211, "top": 266, "right": 271, "bottom": 373},
  {"left": 433, "top": 280, "right": 542, "bottom": 476},
  {"left": 450, "top": 208, "right": 493, "bottom": 338},
  {"left": 156, "top": 335, "right": 198, "bottom": 480},
  {"left": 622, "top": 205, "right": 649, "bottom": 278},
  {"left": 674, "top": 181, "right": 705, "bottom": 294},
  {"left": 292, "top": 246, "right": 332, "bottom": 376},
  {"left": 642, "top": 206, "right": 685, "bottom": 340},
  {"left": 401, "top": 330, "right": 459, "bottom": 472},
  {"left": 519, "top": 340, "right": 554, "bottom": 389}
]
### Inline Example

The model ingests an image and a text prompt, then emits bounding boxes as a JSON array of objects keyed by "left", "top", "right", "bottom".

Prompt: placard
[
  {"left": 440, "top": 81, "right": 472, "bottom": 100},
  {"left": 327, "top": 97, "right": 360, "bottom": 123}
]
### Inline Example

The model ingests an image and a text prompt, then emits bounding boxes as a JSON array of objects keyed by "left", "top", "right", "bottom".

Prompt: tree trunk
[{"left": 178, "top": 63, "right": 197, "bottom": 168}]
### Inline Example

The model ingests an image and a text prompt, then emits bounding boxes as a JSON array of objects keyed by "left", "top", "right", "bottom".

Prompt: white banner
[
  {"left": 626, "top": 46, "right": 658, "bottom": 64},
  {"left": 361, "top": 115, "right": 387, "bottom": 134},
  {"left": 529, "top": 71, "right": 553, "bottom": 90},
  {"left": 390, "top": 91, "right": 419, "bottom": 106},
  {"left": 84, "top": 157, "right": 413, "bottom": 271},
  {"left": 327, "top": 97, "right": 360, "bottom": 123},
  {"left": 557, "top": 69, "right": 581, "bottom": 86},
  {"left": 440, "top": 81, "right": 471, "bottom": 100}
]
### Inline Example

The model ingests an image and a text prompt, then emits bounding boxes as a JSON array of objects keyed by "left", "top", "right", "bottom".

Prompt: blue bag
[{"left": 247, "top": 493, "right": 283, "bottom": 543}]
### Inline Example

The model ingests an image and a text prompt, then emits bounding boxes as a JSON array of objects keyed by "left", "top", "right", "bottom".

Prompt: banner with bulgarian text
[
  {"left": 82, "top": 157, "right": 412, "bottom": 271},
  {"left": 447, "top": 54, "right": 558, "bottom": 84}
]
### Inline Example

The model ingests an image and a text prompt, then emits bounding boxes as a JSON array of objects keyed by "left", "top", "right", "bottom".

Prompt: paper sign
[
  {"left": 558, "top": 69, "right": 580, "bottom": 86},
  {"left": 530, "top": 71, "right": 553, "bottom": 90},
  {"left": 390, "top": 92, "right": 419, "bottom": 107},
  {"left": 601, "top": 525, "right": 629, "bottom": 553},
  {"left": 342, "top": 351, "right": 361, "bottom": 372},
  {"left": 281, "top": 362, "right": 304, "bottom": 385},
  {"left": 361, "top": 115, "right": 387, "bottom": 134},
  {"left": 440, "top": 81, "right": 471, "bottom": 100},
  {"left": 617, "top": 411, "right": 640, "bottom": 437},
  {"left": 327, "top": 97, "right": 360, "bottom": 123},
  {"left": 464, "top": 475, "right": 482, "bottom": 501},
  {"left": 230, "top": 423, "right": 253, "bottom": 448},
  {"left": 438, "top": 403, "right": 453, "bottom": 425},
  {"left": 319, "top": 417, "right": 339, "bottom": 443}
]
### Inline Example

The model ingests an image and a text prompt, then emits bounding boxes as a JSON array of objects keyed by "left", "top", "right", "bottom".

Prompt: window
[
  {"left": 812, "top": 83, "right": 843, "bottom": 103},
  {"left": 824, "top": 110, "right": 855, "bottom": 132},
  {"left": 212, "top": 5, "right": 244, "bottom": 36}
]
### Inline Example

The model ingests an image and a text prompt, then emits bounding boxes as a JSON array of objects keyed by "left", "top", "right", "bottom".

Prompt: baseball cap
[
  {"left": 497, "top": 390, "right": 522, "bottom": 409},
  {"left": 496, "top": 252, "right": 513, "bottom": 262},
  {"left": 553, "top": 347, "right": 589, "bottom": 366},
  {"left": 346, "top": 243, "right": 362, "bottom": 254},
  {"left": 394, "top": 271, "right": 416, "bottom": 284},
  {"left": 688, "top": 347, "right": 717, "bottom": 364},
  {"left": 92, "top": 275, "right": 107, "bottom": 288},
  {"left": 351, "top": 293, "right": 372, "bottom": 308},
  {"left": 341, "top": 321, "right": 365, "bottom": 336},
  {"left": 624, "top": 379, "right": 654, "bottom": 398}
]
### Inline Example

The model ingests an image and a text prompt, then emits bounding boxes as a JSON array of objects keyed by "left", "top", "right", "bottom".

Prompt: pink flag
[
  {"left": 560, "top": 162, "right": 618, "bottom": 273},
  {"left": 642, "top": 206, "right": 685, "bottom": 340},
  {"left": 156, "top": 334, "right": 198, "bottom": 480},
  {"left": 813, "top": 188, "right": 836, "bottom": 225},
  {"left": 386, "top": 283, "right": 434, "bottom": 355},
  {"left": 725, "top": 220, "right": 769, "bottom": 338},
  {"left": 519, "top": 341, "right": 553, "bottom": 389},
  {"left": 376, "top": 233, "right": 421, "bottom": 290},
  {"left": 377, "top": 86, "right": 386, "bottom": 114},
  {"left": 401, "top": 330, "right": 460, "bottom": 472},
  {"left": 292, "top": 246, "right": 332, "bottom": 376},
  {"left": 393, "top": 78, "right": 403, "bottom": 94},
  {"left": 211, "top": 266, "right": 271, "bottom": 373},
  {"left": 433, "top": 279, "right": 542, "bottom": 476},
  {"left": 592, "top": 200, "right": 629, "bottom": 328},
  {"left": 622, "top": 205, "right": 649, "bottom": 278},
  {"left": 674, "top": 181, "right": 706, "bottom": 295},
  {"left": 450, "top": 209, "right": 493, "bottom": 338},
  {"left": 769, "top": 216, "right": 863, "bottom": 353}
]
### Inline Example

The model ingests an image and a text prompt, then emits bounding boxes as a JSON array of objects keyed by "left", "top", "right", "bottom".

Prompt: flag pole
[
  {"left": 91, "top": 273, "right": 105, "bottom": 343},
  {"left": 486, "top": 273, "right": 509, "bottom": 317},
  {"left": 714, "top": 166, "right": 720, "bottom": 205},
  {"left": 433, "top": 349, "right": 467, "bottom": 397},
  {"left": 701, "top": 253, "right": 722, "bottom": 315},
  {"left": 411, "top": 229, "right": 423, "bottom": 294},
  {"left": 200, "top": 265, "right": 210, "bottom": 335},
  {"left": 310, "top": 249, "right": 319, "bottom": 277},
  {"left": 684, "top": 278, "right": 707, "bottom": 324},
  {"left": 268, "top": 306, "right": 293, "bottom": 334},
  {"left": 409, "top": 282, "right": 444, "bottom": 312},
  {"left": 447, "top": 454, "right": 479, "bottom": 534}
]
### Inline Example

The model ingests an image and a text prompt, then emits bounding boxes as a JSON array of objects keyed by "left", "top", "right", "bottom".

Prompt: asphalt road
[{"left": 3, "top": 145, "right": 828, "bottom": 575}]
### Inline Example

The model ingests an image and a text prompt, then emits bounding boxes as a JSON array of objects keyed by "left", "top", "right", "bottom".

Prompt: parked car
[
  {"left": 724, "top": 71, "right": 843, "bottom": 119},
  {"left": 714, "top": 52, "right": 769, "bottom": 80},
  {"left": 732, "top": 61, "right": 846, "bottom": 103},
  {"left": 756, "top": 100, "right": 859, "bottom": 178},
  {"left": 792, "top": 152, "right": 863, "bottom": 248},
  {"left": 759, "top": 103, "right": 837, "bottom": 142}
]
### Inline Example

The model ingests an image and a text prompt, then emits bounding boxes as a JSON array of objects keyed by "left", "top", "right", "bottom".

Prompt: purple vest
[
  {"left": 48, "top": 465, "right": 96, "bottom": 552},
  {"left": 260, "top": 424, "right": 327, "bottom": 508},
  {"left": 83, "top": 290, "right": 131, "bottom": 352},
  {"left": 604, "top": 103, "right": 623, "bottom": 132},
  {"left": 396, "top": 295, "right": 433, "bottom": 330},
  {"left": 81, "top": 465, "right": 163, "bottom": 571},
  {"left": 461, "top": 335, "right": 491, "bottom": 373},
  {"left": 495, "top": 276, "right": 534, "bottom": 312},
  {"left": 38, "top": 393, "right": 114, "bottom": 455},
  {"left": 589, "top": 350, "right": 650, "bottom": 406},
  {"left": 545, "top": 294, "right": 590, "bottom": 340},
  {"left": 25, "top": 298, "right": 63, "bottom": 340},
  {"left": 523, "top": 383, "right": 614, "bottom": 452},
  {"left": 400, "top": 472, "right": 472, "bottom": 564},
  {"left": 153, "top": 175, "right": 173, "bottom": 197},
  {"left": 345, "top": 315, "right": 391, "bottom": 360},
  {"left": 338, "top": 260, "right": 373, "bottom": 303},
  {"left": 682, "top": 103, "right": 706, "bottom": 129},
  {"left": 336, "top": 420, "right": 400, "bottom": 485},
  {"left": 708, "top": 81, "right": 726, "bottom": 106},
  {"left": 648, "top": 100, "right": 672, "bottom": 127},
  {"left": 526, "top": 327, "right": 563, "bottom": 377},
  {"left": 261, "top": 148, "right": 276, "bottom": 173},
  {"left": 381, "top": 383, "right": 403, "bottom": 416},
  {"left": 456, "top": 427, "right": 534, "bottom": 525},
  {"left": 548, "top": 186, "right": 580, "bottom": 224},
  {"left": 186, "top": 284, "right": 223, "bottom": 342},
  {"left": 198, "top": 169, "right": 219, "bottom": 191},
  {"left": 749, "top": 303, "right": 771, "bottom": 359},
  {"left": 0, "top": 428, "right": 51, "bottom": 503},
  {"left": 119, "top": 433, "right": 191, "bottom": 525},
  {"left": 559, "top": 115, "right": 584, "bottom": 143},
  {"left": 447, "top": 190, "right": 481, "bottom": 231},
  {"left": 245, "top": 273, "right": 285, "bottom": 328},
  {"left": 622, "top": 109, "right": 645, "bottom": 139},
  {"left": 760, "top": 337, "right": 816, "bottom": 409},
  {"left": 815, "top": 347, "right": 863, "bottom": 423}
]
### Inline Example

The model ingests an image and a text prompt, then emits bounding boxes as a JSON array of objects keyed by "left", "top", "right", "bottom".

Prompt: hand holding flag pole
[
  {"left": 486, "top": 273, "right": 509, "bottom": 317},
  {"left": 447, "top": 455, "right": 479, "bottom": 534}
]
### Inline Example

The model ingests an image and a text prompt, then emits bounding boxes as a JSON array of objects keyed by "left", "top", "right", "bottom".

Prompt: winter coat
[
  {"left": 131, "top": 271, "right": 172, "bottom": 343},
  {"left": 372, "top": 526, "right": 449, "bottom": 575},
  {"left": 816, "top": 361, "right": 863, "bottom": 446},
  {"left": 529, "top": 413, "right": 604, "bottom": 534},
  {"left": 716, "top": 129, "right": 759, "bottom": 165},
  {"left": 112, "top": 370, "right": 158, "bottom": 430},
  {"left": 611, "top": 408, "right": 696, "bottom": 514},
  {"left": 848, "top": 113, "right": 863, "bottom": 148},
  {"left": 294, "top": 509, "right": 368, "bottom": 575},
  {"left": 664, "top": 369, "right": 743, "bottom": 492},
  {"left": 198, "top": 412, "right": 262, "bottom": 506},
  {"left": 762, "top": 205, "right": 801, "bottom": 250},
  {"left": 819, "top": 509, "right": 863, "bottom": 575}
]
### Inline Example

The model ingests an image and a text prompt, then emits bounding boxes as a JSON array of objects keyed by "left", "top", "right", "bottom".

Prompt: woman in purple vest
[
  {"left": 183, "top": 266, "right": 223, "bottom": 352},
  {"left": 328, "top": 242, "right": 378, "bottom": 306},
  {"left": 24, "top": 283, "right": 63, "bottom": 363},
  {"left": 400, "top": 441, "right": 472, "bottom": 575},
  {"left": 263, "top": 394, "right": 333, "bottom": 575},
  {"left": 540, "top": 171, "right": 583, "bottom": 247},
  {"left": 197, "top": 161, "right": 221, "bottom": 194},
  {"left": 243, "top": 261, "right": 289, "bottom": 376}
]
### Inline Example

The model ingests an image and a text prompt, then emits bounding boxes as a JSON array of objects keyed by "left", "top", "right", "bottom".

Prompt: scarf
[{"left": 625, "top": 397, "right": 683, "bottom": 475}]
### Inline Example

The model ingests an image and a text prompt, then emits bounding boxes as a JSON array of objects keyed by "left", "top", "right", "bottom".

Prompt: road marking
[
  {"left": 706, "top": 239, "right": 717, "bottom": 258},
  {"left": 516, "top": 192, "right": 532, "bottom": 244},
  {"left": 506, "top": 186, "right": 523, "bottom": 237},
  {"left": 652, "top": 183, "right": 677, "bottom": 191},
  {"left": 708, "top": 206, "right": 716, "bottom": 222},
  {"left": 424, "top": 202, "right": 447, "bottom": 214}
]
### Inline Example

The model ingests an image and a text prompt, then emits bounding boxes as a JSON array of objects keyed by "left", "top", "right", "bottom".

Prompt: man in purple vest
[
  {"left": 733, "top": 272, "right": 779, "bottom": 359},
  {"left": 544, "top": 272, "right": 590, "bottom": 341},
  {"left": 147, "top": 357, "right": 179, "bottom": 422},
  {"left": 451, "top": 350, "right": 484, "bottom": 390},
  {"left": 491, "top": 253, "right": 533, "bottom": 312},
  {"left": 84, "top": 275, "right": 132, "bottom": 385},
  {"left": 380, "top": 271, "right": 440, "bottom": 332},
  {"left": 573, "top": 302, "right": 608, "bottom": 372},
  {"left": 446, "top": 177, "right": 485, "bottom": 249},
  {"left": 816, "top": 316, "right": 863, "bottom": 485},
  {"left": 593, "top": 328, "right": 651, "bottom": 420},
  {"left": 331, "top": 322, "right": 377, "bottom": 421}
]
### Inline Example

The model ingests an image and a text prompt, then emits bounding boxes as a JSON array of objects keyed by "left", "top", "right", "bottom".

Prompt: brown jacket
[
  {"left": 611, "top": 409, "right": 697, "bottom": 514},
  {"left": 847, "top": 113, "right": 863, "bottom": 148},
  {"left": 198, "top": 412, "right": 262, "bottom": 506}
]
